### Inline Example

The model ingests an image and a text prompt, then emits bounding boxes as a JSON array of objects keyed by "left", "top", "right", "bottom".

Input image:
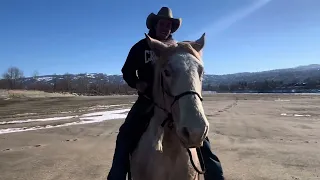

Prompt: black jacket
[{"left": 121, "top": 36, "right": 157, "bottom": 98}]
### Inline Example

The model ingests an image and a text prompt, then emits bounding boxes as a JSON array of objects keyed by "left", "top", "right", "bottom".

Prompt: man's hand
[{"left": 136, "top": 81, "right": 148, "bottom": 93}]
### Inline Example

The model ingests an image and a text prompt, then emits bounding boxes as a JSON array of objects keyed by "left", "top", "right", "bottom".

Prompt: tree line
[
  {"left": 1, "top": 66, "right": 320, "bottom": 95},
  {"left": 204, "top": 79, "right": 320, "bottom": 93},
  {"left": 0, "top": 67, "right": 136, "bottom": 95}
]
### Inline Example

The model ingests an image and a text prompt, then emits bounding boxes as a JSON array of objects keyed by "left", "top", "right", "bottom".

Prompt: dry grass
[
  {"left": 0, "top": 93, "right": 319, "bottom": 180},
  {"left": 0, "top": 89, "right": 77, "bottom": 100}
]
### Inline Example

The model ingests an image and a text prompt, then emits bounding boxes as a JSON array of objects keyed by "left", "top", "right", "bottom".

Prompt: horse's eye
[{"left": 164, "top": 69, "right": 171, "bottom": 77}]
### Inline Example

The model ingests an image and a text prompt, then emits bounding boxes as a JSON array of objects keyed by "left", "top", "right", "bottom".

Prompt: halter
[{"left": 144, "top": 71, "right": 206, "bottom": 175}]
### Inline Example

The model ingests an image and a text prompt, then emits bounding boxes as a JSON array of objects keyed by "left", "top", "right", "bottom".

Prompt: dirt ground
[{"left": 0, "top": 93, "right": 319, "bottom": 180}]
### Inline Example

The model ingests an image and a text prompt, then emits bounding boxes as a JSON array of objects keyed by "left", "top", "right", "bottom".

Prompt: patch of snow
[
  {"left": 80, "top": 109, "right": 129, "bottom": 121},
  {"left": 0, "top": 108, "right": 130, "bottom": 135},
  {"left": 86, "top": 104, "right": 129, "bottom": 111},
  {"left": 60, "top": 111, "right": 74, "bottom": 114},
  {"left": 0, "top": 116, "right": 78, "bottom": 125},
  {"left": 294, "top": 114, "right": 311, "bottom": 117},
  {"left": 86, "top": 73, "right": 95, "bottom": 78},
  {"left": 280, "top": 113, "right": 311, "bottom": 117},
  {"left": 57, "top": 104, "right": 130, "bottom": 114},
  {"left": 15, "top": 113, "right": 37, "bottom": 116},
  {"left": 37, "top": 77, "right": 53, "bottom": 82},
  {"left": 275, "top": 98, "right": 290, "bottom": 102},
  {"left": 202, "top": 91, "right": 217, "bottom": 94}
]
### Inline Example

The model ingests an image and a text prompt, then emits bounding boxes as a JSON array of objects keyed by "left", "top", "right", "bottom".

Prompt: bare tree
[
  {"left": 32, "top": 70, "right": 39, "bottom": 79},
  {"left": 76, "top": 74, "right": 89, "bottom": 94},
  {"left": 62, "top": 73, "right": 73, "bottom": 91},
  {"left": 2, "top": 66, "right": 24, "bottom": 89}
]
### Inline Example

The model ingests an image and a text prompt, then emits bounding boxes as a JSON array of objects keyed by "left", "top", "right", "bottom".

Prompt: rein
[{"left": 143, "top": 73, "right": 206, "bottom": 175}]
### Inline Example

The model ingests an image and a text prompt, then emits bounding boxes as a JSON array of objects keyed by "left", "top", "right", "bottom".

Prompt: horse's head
[{"left": 146, "top": 33, "right": 209, "bottom": 148}]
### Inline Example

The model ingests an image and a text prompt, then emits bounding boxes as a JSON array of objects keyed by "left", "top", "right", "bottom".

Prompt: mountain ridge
[
  {"left": 2, "top": 64, "right": 320, "bottom": 91},
  {"left": 23, "top": 64, "right": 320, "bottom": 78}
]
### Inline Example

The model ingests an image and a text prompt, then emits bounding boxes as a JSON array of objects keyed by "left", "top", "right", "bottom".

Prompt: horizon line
[{"left": 6, "top": 63, "right": 318, "bottom": 79}]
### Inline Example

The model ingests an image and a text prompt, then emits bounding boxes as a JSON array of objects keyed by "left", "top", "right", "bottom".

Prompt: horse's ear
[
  {"left": 188, "top": 33, "right": 206, "bottom": 52},
  {"left": 145, "top": 33, "right": 168, "bottom": 54}
]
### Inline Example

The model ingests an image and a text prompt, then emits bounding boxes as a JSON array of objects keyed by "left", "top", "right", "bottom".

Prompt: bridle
[{"left": 143, "top": 71, "right": 206, "bottom": 175}]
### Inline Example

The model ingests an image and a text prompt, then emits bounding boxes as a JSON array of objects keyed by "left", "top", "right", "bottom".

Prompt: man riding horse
[{"left": 107, "top": 7, "right": 225, "bottom": 180}]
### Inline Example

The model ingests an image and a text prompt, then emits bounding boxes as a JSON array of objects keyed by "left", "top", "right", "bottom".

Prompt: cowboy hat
[{"left": 146, "top": 7, "right": 182, "bottom": 33}]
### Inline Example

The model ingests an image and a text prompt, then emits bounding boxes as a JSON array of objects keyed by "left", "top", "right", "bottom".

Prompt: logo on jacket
[{"left": 144, "top": 50, "right": 158, "bottom": 64}]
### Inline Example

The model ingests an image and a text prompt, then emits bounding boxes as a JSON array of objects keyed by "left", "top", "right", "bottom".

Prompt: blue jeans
[
  {"left": 199, "top": 137, "right": 224, "bottom": 180},
  {"left": 107, "top": 96, "right": 224, "bottom": 180}
]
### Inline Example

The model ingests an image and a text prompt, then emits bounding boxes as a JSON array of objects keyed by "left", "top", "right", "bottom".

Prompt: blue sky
[{"left": 1, "top": 0, "right": 319, "bottom": 77}]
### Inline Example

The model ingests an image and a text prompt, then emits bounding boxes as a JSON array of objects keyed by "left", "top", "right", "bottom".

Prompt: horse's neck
[
  {"left": 146, "top": 108, "right": 200, "bottom": 179},
  {"left": 145, "top": 108, "right": 185, "bottom": 156},
  {"left": 132, "top": 107, "right": 200, "bottom": 180}
]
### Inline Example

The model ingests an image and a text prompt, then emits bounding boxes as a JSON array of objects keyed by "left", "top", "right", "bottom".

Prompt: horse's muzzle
[{"left": 178, "top": 125, "right": 208, "bottom": 148}]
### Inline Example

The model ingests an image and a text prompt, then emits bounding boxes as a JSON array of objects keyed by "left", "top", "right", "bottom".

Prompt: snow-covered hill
[{"left": 18, "top": 64, "right": 320, "bottom": 88}]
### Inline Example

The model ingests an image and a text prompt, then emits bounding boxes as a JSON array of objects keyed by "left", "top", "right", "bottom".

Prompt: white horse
[{"left": 130, "top": 33, "right": 209, "bottom": 180}]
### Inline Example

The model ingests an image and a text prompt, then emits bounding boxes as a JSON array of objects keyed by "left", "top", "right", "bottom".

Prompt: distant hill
[
  {"left": 15, "top": 64, "right": 320, "bottom": 87},
  {"left": 1, "top": 64, "right": 319, "bottom": 94},
  {"left": 203, "top": 64, "right": 320, "bottom": 86}
]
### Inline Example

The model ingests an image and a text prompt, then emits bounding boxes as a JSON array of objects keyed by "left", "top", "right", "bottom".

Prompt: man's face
[{"left": 155, "top": 19, "right": 172, "bottom": 40}]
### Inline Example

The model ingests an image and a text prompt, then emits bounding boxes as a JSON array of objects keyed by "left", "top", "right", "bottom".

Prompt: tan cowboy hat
[{"left": 146, "top": 7, "right": 182, "bottom": 33}]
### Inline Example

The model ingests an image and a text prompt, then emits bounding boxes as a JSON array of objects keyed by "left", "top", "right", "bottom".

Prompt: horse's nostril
[{"left": 182, "top": 127, "right": 190, "bottom": 139}]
